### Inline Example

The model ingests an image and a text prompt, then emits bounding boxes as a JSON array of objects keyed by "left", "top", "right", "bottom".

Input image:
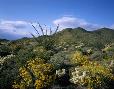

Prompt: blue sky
[{"left": 0, "top": 0, "right": 114, "bottom": 39}]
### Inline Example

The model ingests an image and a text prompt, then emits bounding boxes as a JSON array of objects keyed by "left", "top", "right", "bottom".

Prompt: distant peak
[
  {"left": 74, "top": 27, "right": 87, "bottom": 32},
  {"left": 98, "top": 27, "right": 113, "bottom": 30},
  {"left": 76, "top": 27, "right": 85, "bottom": 29},
  {"left": 92, "top": 27, "right": 114, "bottom": 35}
]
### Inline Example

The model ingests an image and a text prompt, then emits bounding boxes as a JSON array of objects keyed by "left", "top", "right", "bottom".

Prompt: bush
[
  {"left": 0, "top": 45, "right": 11, "bottom": 57},
  {"left": 33, "top": 46, "right": 55, "bottom": 61},
  {"left": 90, "top": 51, "right": 103, "bottom": 60},
  {"left": 70, "top": 51, "right": 114, "bottom": 89},
  {"left": 13, "top": 58, "right": 55, "bottom": 89},
  {"left": 70, "top": 51, "right": 89, "bottom": 66},
  {"left": 0, "top": 54, "right": 18, "bottom": 89},
  {"left": 16, "top": 46, "right": 36, "bottom": 67},
  {"left": 49, "top": 51, "right": 70, "bottom": 69}
]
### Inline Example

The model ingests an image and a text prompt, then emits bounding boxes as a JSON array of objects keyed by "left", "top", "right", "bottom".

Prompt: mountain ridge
[
  {"left": 1, "top": 27, "right": 114, "bottom": 49},
  {"left": 53, "top": 27, "right": 114, "bottom": 49}
]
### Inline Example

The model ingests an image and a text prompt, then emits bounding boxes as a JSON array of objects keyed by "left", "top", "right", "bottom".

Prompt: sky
[{"left": 0, "top": 0, "right": 114, "bottom": 40}]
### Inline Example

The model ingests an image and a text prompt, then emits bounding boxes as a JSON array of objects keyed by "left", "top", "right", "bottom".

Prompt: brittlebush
[
  {"left": 81, "top": 62, "right": 114, "bottom": 89},
  {"left": 70, "top": 51, "right": 114, "bottom": 89},
  {"left": 70, "top": 51, "right": 89, "bottom": 66},
  {"left": 13, "top": 58, "right": 55, "bottom": 89}
]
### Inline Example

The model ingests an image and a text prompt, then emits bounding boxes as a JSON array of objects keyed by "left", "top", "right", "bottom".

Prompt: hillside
[
  {"left": 0, "top": 27, "right": 114, "bottom": 89},
  {"left": 54, "top": 27, "right": 114, "bottom": 49}
]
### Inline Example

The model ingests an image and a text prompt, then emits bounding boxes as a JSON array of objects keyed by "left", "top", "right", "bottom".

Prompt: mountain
[
  {"left": 53, "top": 27, "right": 114, "bottom": 49},
  {"left": 0, "top": 38, "right": 9, "bottom": 42},
  {"left": 2, "top": 27, "right": 114, "bottom": 50}
]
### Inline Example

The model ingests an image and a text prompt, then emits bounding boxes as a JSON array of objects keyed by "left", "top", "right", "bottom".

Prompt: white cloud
[
  {"left": 0, "top": 20, "right": 39, "bottom": 40},
  {"left": 0, "top": 20, "right": 31, "bottom": 35},
  {"left": 0, "top": 20, "right": 54, "bottom": 39},
  {"left": 53, "top": 16, "right": 102, "bottom": 30},
  {"left": 0, "top": 18, "right": 113, "bottom": 40},
  {"left": 110, "top": 24, "right": 114, "bottom": 29}
]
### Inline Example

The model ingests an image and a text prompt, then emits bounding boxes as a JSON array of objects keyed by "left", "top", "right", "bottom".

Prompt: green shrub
[
  {"left": 49, "top": 51, "right": 70, "bottom": 69},
  {"left": 0, "top": 54, "right": 18, "bottom": 89}
]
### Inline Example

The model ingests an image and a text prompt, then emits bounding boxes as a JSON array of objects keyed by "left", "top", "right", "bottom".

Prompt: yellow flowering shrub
[
  {"left": 13, "top": 58, "right": 55, "bottom": 89},
  {"left": 70, "top": 61, "right": 114, "bottom": 89},
  {"left": 70, "top": 51, "right": 89, "bottom": 65},
  {"left": 70, "top": 51, "right": 114, "bottom": 89}
]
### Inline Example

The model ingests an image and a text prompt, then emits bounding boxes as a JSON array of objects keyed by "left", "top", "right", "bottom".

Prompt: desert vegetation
[{"left": 0, "top": 24, "right": 114, "bottom": 89}]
